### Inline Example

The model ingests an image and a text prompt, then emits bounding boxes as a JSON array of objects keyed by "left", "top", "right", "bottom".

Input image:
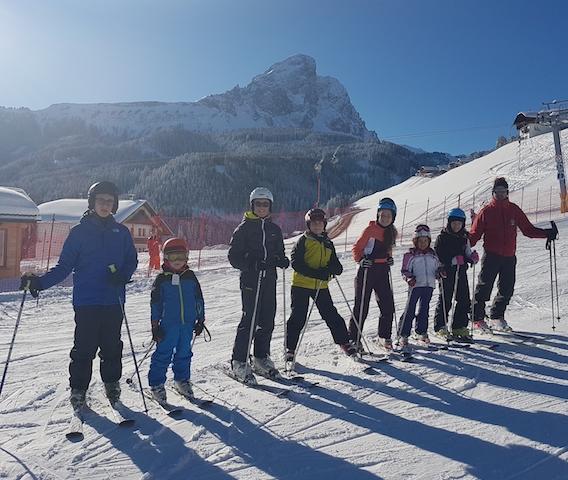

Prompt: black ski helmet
[
  {"left": 305, "top": 208, "right": 327, "bottom": 229},
  {"left": 87, "top": 181, "right": 119, "bottom": 213}
]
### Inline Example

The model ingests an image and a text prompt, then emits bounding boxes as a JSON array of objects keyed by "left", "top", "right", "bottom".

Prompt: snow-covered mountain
[{"left": 33, "top": 54, "right": 376, "bottom": 140}]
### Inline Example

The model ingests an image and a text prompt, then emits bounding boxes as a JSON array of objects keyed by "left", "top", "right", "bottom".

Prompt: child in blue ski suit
[{"left": 148, "top": 238, "right": 205, "bottom": 403}]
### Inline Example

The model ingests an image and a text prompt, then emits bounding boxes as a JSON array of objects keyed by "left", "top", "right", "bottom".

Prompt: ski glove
[
  {"left": 451, "top": 255, "right": 465, "bottom": 266},
  {"left": 406, "top": 276, "right": 417, "bottom": 287},
  {"left": 19, "top": 273, "right": 41, "bottom": 298},
  {"left": 151, "top": 321, "right": 165, "bottom": 343},
  {"left": 313, "top": 267, "right": 330, "bottom": 281},
  {"left": 272, "top": 256, "right": 290, "bottom": 269},
  {"left": 108, "top": 264, "right": 128, "bottom": 286},
  {"left": 386, "top": 256, "right": 394, "bottom": 267},
  {"left": 468, "top": 250, "right": 480, "bottom": 265},
  {"left": 437, "top": 268, "right": 447, "bottom": 279},
  {"left": 359, "top": 257, "right": 373, "bottom": 268},
  {"left": 194, "top": 319, "right": 205, "bottom": 336}
]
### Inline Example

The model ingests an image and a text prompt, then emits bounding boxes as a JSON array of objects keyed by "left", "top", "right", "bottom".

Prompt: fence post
[
  {"left": 425, "top": 197, "right": 430, "bottom": 224},
  {"left": 457, "top": 193, "right": 461, "bottom": 208},
  {"left": 344, "top": 223, "right": 349, "bottom": 253},
  {"left": 442, "top": 196, "right": 447, "bottom": 229},
  {"left": 400, "top": 200, "right": 408, "bottom": 243},
  {"left": 535, "top": 187, "right": 539, "bottom": 223},
  {"left": 45, "top": 214, "right": 56, "bottom": 272},
  {"left": 471, "top": 192, "right": 476, "bottom": 226},
  {"left": 520, "top": 187, "right": 524, "bottom": 210},
  {"left": 39, "top": 230, "right": 47, "bottom": 271},
  {"left": 197, "top": 249, "right": 202, "bottom": 271}
]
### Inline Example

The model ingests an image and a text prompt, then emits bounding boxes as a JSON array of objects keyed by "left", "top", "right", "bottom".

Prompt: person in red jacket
[
  {"left": 147, "top": 234, "right": 161, "bottom": 274},
  {"left": 470, "top": 177, "right": 557, "bottom": 331}
]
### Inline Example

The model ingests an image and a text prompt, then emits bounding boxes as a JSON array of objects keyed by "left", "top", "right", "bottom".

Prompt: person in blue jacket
[
  {"left": 20, "top": 181, "right": 138, "bottom": 410},
  {"left": 147, "top": 238, "right": 205, "bottom": 404}
]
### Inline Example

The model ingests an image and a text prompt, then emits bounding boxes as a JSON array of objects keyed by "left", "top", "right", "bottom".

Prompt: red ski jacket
[{"left": 469, "top": 198, "right": 547, "bottom": 257}]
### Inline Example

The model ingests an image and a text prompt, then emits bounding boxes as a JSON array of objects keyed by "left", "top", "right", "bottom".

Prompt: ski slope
[{"left": 1, "top": 131, "right": 567, "bottom": 479}]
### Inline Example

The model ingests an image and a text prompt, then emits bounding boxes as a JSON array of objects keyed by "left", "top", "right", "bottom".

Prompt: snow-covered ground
[{"left": 1, "top": 131, "right": 567, "bottom": 479}]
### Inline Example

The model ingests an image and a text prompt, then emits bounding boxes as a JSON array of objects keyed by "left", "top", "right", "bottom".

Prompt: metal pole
[
  {"left": 551, "top": 123, "right": 568, "bottom": 213},
  {"left": 45, "top": 214, "right": 56, "bottom": 272},
  {"left": 355, "top": 268, "right": 369, "bottom": 351},
  {"left": 536, "top": 187, "right": 540, "bottom": 223},
  {"left": 442, "top": 196, "right": 447, "bottom": 230},
  {"left": 39, "top": 230, "right": 47, "bottom": 270},
  {"left": 282, "top": 268, "right": 287, "bottom": 357},
  {"left": 425, "top": 197, "right": 430, "bottom": 224},
  {"left": 549, "top": 185, "right": 553, "bottom": 221},
  {"left": 0, "top": 291, "right": 27, "bottom": 398}
]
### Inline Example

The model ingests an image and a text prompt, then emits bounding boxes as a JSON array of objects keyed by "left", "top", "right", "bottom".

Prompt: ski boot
[
  {"left": 452, "top": 327, "right": 474, "bottom": 343},
  {"left": 489, "top": 318, "right": 512, "bottom": 332},
  {"left": 434, "top": 327, "right": 452, "bottom": 340},
  {"left": 104, "top": 381, "right": 121, "bottom": 405},
  {"left": 150, "top": 384, "right": 167, "bottom": 404},
  {"left": 70, "top": 388, "right": 87, "bottom": 411},
  {"left": 252, "top": 356, "right": 280, "bottom": 380},
  {"left": 284, "top": 349, "right": 295, "bottom": 363},
  {"left": 397, "top": 336, "right": 412, "bottom": 354},
  {"left": 379, "top": 338, "right": 393, "bottom": 351},
  {"left": 340, "top": 342, "right": 358, "bottom": 357},
  {"left": 173, "top": 379, "right": 194, "bottom": 399},
  {"left": 232, "top": 360, "right": 257, "bottom": 385},
  {"left": 416, "top": 332, "right": 430, "bottom": 344},
  {"left": 473, "top": 319, "right": 492, "bottom": 334}
]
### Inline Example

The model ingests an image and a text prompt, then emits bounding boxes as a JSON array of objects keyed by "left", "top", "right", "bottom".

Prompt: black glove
[
  {"left": 386, "top": 256, "right": 394, "bottom": 267},
  {"left": 194, "top": 319, "right": 205, "bottom": 336},
  {"left": 359, "top": 257, "right": 373, "bottom": 268},
  {"left": 151, "top": 321, "right": 165, "bottom": 343},
  {"left": 108, "top": 270, "right": 128, "bottom": 286},
  {"left": 20, "top": 274, "right": 41, "bottom": 298},
  {"left": 275, "top": 256, "right": 290, "bottom": 269},
  {"left": 313, "top": 267, "right": 330, "bottom": 281},
  {"left": 544, "top": 227, "right": 558, "bottom": 241}
]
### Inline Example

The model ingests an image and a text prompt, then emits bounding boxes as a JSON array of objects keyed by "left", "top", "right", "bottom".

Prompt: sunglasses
[
  {"left": 254, "top": 201, "right": 271, "bottom": 207},
  {"left": 165, "top": 253, "right": 188, "bottom": 262}
]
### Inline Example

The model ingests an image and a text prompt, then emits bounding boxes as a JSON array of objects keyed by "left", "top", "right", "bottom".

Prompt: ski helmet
[
  {"left": 249, "top": 187, "right": 274, "bottom": 212},
  {"left": 305, "top": 208, "right": 327, "bottom": 229},
  {"left": 413, "top": 224, "right": 431, "bottom": 239},
  {"left": 87, "top": 181, "right": 119, "bottom": 213},
  {"left": 447, "top": 208, "right": 466, "bottom": 221},
  {"left": 162, "top": 237, "right": 188, "bottom": 258},
  {"left": 377, "top": 197, "right": 397, "bottom": 221}
]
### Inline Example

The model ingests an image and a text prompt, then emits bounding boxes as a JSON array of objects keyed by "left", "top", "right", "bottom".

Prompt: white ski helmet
[{"left": 249, "top": 187, "right": 274, "bottom": 209}]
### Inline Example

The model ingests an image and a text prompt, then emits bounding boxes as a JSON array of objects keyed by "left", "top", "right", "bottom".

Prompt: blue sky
[{"left": 1, "top": 0, "right": 566, "bottom": 154}]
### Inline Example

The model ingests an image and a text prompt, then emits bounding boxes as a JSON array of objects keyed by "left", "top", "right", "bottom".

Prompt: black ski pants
[
  {"left": 232, "top": 272, "right": 276, "bottom": 362},
  {"left": 286, "top": 286, "right": 350, "bottom": 352},
  {"left": 69, "top": 305, "right": 123, "bottom": 390},
  {"left": 473, "top": 252, "right": 516, "bottom": 321},
  {"left": 349, "top": 265, "right": 394, "bottom": 341},
  {"left": 434, "top": 265, "right": 471, "bottom": 331}
]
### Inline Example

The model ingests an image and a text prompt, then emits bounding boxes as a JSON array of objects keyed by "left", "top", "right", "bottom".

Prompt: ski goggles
[
  {"left": 414, "top": 225, "right": 431, "bottom": 238},
  {"left": 493, "top": 187, "right": 508, "bottom": 194},
  {"left": 165, "top": 252, "right": 188, "bottom": 261}
]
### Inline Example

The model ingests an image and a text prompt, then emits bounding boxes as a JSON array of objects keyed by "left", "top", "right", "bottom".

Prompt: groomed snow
[{"left": 1, "top": 131, "right": 567, "bottom": 479}]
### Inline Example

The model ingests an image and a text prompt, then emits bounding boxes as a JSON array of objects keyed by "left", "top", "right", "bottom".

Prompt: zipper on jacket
[
  {"left": 261, "top": 219, "right": 267, "bottom": 261},
  {"left": 178, "top": 281, "right": 185, "bottom": 324}
]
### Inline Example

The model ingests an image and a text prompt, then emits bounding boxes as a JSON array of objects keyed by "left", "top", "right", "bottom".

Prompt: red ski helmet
[{"left": 162, "top": 237, "right": 188, "bottom": 258}]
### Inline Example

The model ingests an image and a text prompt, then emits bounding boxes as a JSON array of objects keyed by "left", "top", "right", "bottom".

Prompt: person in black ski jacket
[
  {"left": 433, "top": 208, "right": 478, "bottom": 341},
  {"left": 228, "top": 187, "right": 289, "bottom": 384}
]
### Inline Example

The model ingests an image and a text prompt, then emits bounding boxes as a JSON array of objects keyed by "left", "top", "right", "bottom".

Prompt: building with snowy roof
[
  {"left": 0, "top": 187, "right": 40, "bottom": 279},
  {"left": 37, "top": 198, "right": 173, "bottom": 255}
]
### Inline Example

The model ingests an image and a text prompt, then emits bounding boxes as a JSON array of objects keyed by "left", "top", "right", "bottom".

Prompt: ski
[
  {"left": 490, "top": 330, "right": 541, "bottom": 343},
  {"left": 216, "top": 363, "right": 290, "bottom": 398},
  {"left": 166, "top": 386, "right": 215, "bottom": 409},
  {"left": 390, "top": 350, "right": 414, "bottom": 362},
  {"left": 106, "top": 400, "right": 136, "bottom": 426},
  {"left": 142, "top": 388, "right": 184, "bottom": 416},
  {"left": 65, "top": 408, "right": 85, "bottom": 440},
  {"left": 276, "top": 373, "right": 319, "bottom": 389}
]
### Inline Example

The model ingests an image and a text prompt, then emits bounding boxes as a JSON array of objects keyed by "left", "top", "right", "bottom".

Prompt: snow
[
  {"left": 0, "top": 187, "right": 40, "bottom": 221},
  {"left": 1, "top": 132, "right": 568, "bottom": 479},
  {"left": 38, "top": 199, "right": 149, "bottom": 224}
]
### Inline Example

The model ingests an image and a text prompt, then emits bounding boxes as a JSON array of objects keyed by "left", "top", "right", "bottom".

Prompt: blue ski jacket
[{"left": 38, "top": 212, "right": 138, "bottom": 306}]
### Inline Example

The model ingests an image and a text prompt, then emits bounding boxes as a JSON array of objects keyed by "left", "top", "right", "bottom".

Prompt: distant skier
[
  {"left": 433, "top": 208, "right": 479, "bottom": 341},
  {"left": 286, "top": 208, "right": 357, "bottom": 362},
  {"left": 350, "top": 197, "right": 397, "bottom": 351},
  {"left": 470, "top": 177, "right": 558, "bottom": 331},
  {"left": 147, "top": 238, "right": 205, "bottom": 404},
  {"left": 147, "top": 233, "right": 161, "bottom": 274},
  {"left": 20, "top": 181, "right": 138, "bottom": 410},
  {"left": 399, "top": 224, "right": 441, "bottom": 351},
  {"left": 228, "top": 187, "right": 289, "bottom": 384}
]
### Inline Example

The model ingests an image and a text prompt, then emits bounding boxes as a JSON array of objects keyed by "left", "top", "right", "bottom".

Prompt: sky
[{"left": 0, "top": 0, "right": 566, "bottom": 154}]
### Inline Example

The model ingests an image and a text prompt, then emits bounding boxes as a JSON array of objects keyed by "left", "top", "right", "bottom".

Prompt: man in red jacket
[{"left": 470, "top": 177, "right": 558, "bottom": 331}]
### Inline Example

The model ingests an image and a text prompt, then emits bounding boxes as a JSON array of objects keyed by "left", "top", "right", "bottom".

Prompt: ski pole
[
  {"left": 243, "top": 269, "right": 264, "bottom": 377},
  {"left": 282, "top": 268, "right": 287, "bottom": 357},
  {"left": 470, "top": 263, "right": 476, "bottom": 338},
  {"left": 388, "top": 269, "right": 399, "bottom": 344},
  {"left": 355, "top": 267, "right": 369, "bottom": 353},
  {"left": 334, "top": 277, "right": 374, "bottom": 356},
  {"left": 118, "top": 297, "right": 148, "bottom": 414},
  {"left": 547, "top": 239, "right": 557, "bottom": 331},
  {"left": 449, "top": 264, "right": 461, "bottom": 332},
  {"left": 289, "top": 281, "right": 321, "bottom": 373},
  {"left": 396, "top": 286, "right": 414, "bottom": 345},
  {"left": 439, "top": 277, "right": 451, "bottom": 343},
  {"left": 0, "top": 290, "right": 27, "bottom": 398},
  {"left": 126, "top": 341, "right": 155, "bottom": 385},
  {"left": 552, "top": 239, "right": 560, "bottom": 323}
]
